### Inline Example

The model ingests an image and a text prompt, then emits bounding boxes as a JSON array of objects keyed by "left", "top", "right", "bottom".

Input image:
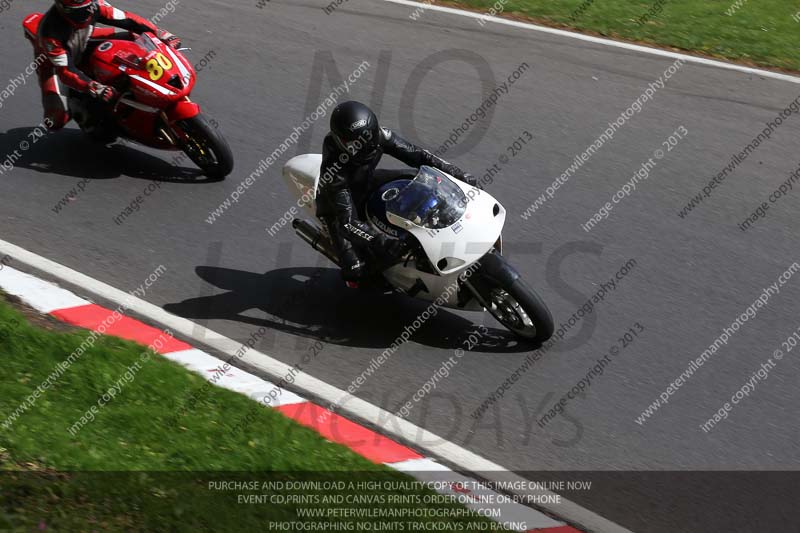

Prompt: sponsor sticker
[{"left": 349, "top": 119, "right": 367, "bottom": 131}]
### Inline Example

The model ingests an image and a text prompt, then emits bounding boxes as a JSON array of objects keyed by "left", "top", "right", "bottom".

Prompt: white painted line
[
  {"left": 0, "top": 237, "right": 633, "bottom": 533},
  {"left": 165, "top": 348, "right": 307, "bottom": 407},
  {"left": 0, "top": 265, "right": 90, "bottom": 313},
  {"left": 391, "top": 458, "right": 563, "bottom": 532},
  {"left": 388, "top": 457, "right": 450, "bottom": 471},
  {"left": 382, "top": 0, "right": 800, "bottom": 85}
]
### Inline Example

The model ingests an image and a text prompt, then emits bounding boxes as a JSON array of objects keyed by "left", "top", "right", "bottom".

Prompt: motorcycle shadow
[
  {"left": 163, "top": 266, "right": 536, "bottom": 354},
  {"left": 0, "top": 127, "right": 214, "bottom": 183}
]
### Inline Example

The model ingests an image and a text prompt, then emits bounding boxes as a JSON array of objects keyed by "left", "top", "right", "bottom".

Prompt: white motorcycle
[{"left": 282, "top": 155, "right": 554, "bottom": 342}]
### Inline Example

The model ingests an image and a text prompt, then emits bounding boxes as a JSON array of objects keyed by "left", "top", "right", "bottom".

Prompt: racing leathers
[
  {"left": 25, "top": 1, "right": 178, "bottom": 130},
  {"left": 317, "top": 127, "right": 474, "bottom": 282}
]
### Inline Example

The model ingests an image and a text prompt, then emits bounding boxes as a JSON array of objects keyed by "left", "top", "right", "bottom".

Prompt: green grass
[
  {"left": 0, "top": 296, "right": 503, "bottom": 531},
  {"left": 445, "top": 0, "right": 800, "bottom": 71}
]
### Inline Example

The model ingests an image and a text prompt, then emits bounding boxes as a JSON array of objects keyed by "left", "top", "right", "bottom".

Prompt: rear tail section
[
  {"left": 22, "top": 13, "right": 44, "bottom": 45},
  {"left": 283, "top": 154, "right": 323, "bottom": 214}
]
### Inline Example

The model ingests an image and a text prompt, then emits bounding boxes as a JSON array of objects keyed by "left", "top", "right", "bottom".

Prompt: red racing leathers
[{"left": 26, "top": 1, "right": 175, "bottom": 129}]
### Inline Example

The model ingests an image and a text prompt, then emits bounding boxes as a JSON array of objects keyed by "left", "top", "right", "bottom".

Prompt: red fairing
[
  {"left": 82, "top": 33, "right": 199, "bottom": 147},
  {"left": 35, "top": 1, "right": 161, "bottom": 94},
  {"left": 86, "top": 35, "right": 196, "bottom": 106},
  {"left": 22, "top": 12, "right": 43, "bottom": 40},
  {"left": 25, "top": 5, "right": 204, "bottom": 148},
  {"left": 167, "top": 100, "right": 201, "bottom": 122}
]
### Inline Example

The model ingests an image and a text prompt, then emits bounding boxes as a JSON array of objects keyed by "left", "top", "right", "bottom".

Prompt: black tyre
[
  {"left": 471, "top": 252, "right": 554, "bottom": 342},
  {"left": 174, "top": 114, "right": 233, "bottom": 180},
  {"left": 85, "top": 124, "right": 118, "bottom": 144},
  {"left": 484, "top": 277, "right": 554, "bottom": 343},
  {"left": 70, "top": 95, "right": 118, "bottom": 144}
]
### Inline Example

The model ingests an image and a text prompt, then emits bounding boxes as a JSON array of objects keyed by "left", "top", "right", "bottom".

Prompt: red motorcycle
[{"left": 23, "top": 13, "right": 234, "bottom": 180}]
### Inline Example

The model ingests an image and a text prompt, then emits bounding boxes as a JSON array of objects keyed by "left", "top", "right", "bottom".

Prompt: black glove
[{"left": 88, "top": 81, "right": 118, "bottom": 104}]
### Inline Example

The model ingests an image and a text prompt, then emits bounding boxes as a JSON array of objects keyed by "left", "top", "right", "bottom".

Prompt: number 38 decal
[{"left": 145, "top": 53, "right": 173, "bottom": 81}]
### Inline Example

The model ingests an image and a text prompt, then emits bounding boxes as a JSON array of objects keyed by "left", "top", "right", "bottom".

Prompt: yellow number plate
[{"left": 145, "top": 53, "right": 174, "bottom": 81}]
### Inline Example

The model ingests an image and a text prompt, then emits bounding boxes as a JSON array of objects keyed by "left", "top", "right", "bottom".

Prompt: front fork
[
  {"left": 458, "top": 242, "right": 511, "bottom": 310},
  {"left": 162, "top": 98, "right": 201, "bottom": 144},
  {"left": 461, "top": 279, "right": 489, "bottom": 309}
]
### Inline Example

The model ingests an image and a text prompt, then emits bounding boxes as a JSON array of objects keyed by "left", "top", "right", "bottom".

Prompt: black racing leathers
[{"left": 317, "top": 127, "right": 471, "bottom": 281}]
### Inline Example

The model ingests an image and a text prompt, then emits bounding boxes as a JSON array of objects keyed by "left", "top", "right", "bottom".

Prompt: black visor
[{"left": 60, "top": 1, "right": 96, "bottom": 24}]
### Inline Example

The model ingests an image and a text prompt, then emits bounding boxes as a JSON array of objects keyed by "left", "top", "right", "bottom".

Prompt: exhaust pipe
[{"left": 292, "top": 219, "right": 340, "bottom": 266}]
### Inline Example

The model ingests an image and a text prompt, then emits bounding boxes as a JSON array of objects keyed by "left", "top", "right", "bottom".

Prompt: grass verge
[
  {"left": 432, "top": 0, "right": 800, "bottom": 72},
  {"left": 0, "top": 294, "right": 505, "bottom": 531}
]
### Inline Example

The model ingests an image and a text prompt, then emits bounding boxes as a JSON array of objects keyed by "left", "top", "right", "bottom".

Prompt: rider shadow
[
  {"left": 163, "top": 266, "right": 534, "bottom": 353},
  {"left": 0, "top": 127, "right": 211, "bottom": 183}
]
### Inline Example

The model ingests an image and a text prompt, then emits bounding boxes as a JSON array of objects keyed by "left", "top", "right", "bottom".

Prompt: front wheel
[
  {"left": 468, "top": 253, "right": 554, "bottom": 343},
  {"left": 173, "top": 114, "right": 234, "bottom": 180},
  {"left": 484, "top": 278, "right": 554, "bottom": 342}
]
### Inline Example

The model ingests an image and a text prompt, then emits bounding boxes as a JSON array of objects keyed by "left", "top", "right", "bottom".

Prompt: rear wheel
[
  {"left": 173, "top": 114, "right": 233, "bottom": 180},
  {"left": 85, "top": 123, "right": 118, "bottom": 144}
]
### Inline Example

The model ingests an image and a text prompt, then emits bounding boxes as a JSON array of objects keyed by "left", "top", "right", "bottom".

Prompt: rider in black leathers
[{"left": 317, "top": 101, "right": 479, "bottom": 283}]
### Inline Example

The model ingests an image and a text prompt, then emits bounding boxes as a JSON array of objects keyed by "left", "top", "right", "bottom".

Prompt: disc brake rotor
[
  {"left": 178, "top": 123, "right": 216, "bottom": 166},
  {"left": 489, "top": 289, "right": 535, "bottom": 333}
]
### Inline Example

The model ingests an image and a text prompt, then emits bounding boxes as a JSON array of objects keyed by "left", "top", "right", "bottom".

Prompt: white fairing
[
  {"left": 283, "top": 154, "right": 323, "bottom": 216},
  {"left": 383, "top": 262, "right": 478, "bottom": 309},
  {"left": 386, "top": 177, "right": 505, "bottom": 276},
  {"left": 281, "top": 157, "right": 503, "bottom": 311}
]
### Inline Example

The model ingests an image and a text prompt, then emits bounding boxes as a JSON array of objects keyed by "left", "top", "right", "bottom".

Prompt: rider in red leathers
[{"left": 24, "top": 0, "right": 180, "bottom": 130}]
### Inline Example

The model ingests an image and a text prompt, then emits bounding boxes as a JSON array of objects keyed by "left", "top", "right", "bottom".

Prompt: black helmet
[
  {"left": 55, "top": 0, "right": 98, "bottom": 27},
  {"left": 330, "top": 101, "right": 381, "bottom": 162}
]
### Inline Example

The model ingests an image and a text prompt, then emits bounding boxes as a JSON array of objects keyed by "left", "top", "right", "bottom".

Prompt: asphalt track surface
[{"left": 2, "top": 1, "right": 800, "bottom": 531}]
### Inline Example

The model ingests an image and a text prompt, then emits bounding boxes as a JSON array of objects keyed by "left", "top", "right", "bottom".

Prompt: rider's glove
[
  {"left": 462, "top": 173, "right": 483, "bottom": 190},
  {"left": 88, "top": 81, "right": 118, "bottom": 104},
  {"left": 158, "top": 30, "right": 182, "bottom": 49}
]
